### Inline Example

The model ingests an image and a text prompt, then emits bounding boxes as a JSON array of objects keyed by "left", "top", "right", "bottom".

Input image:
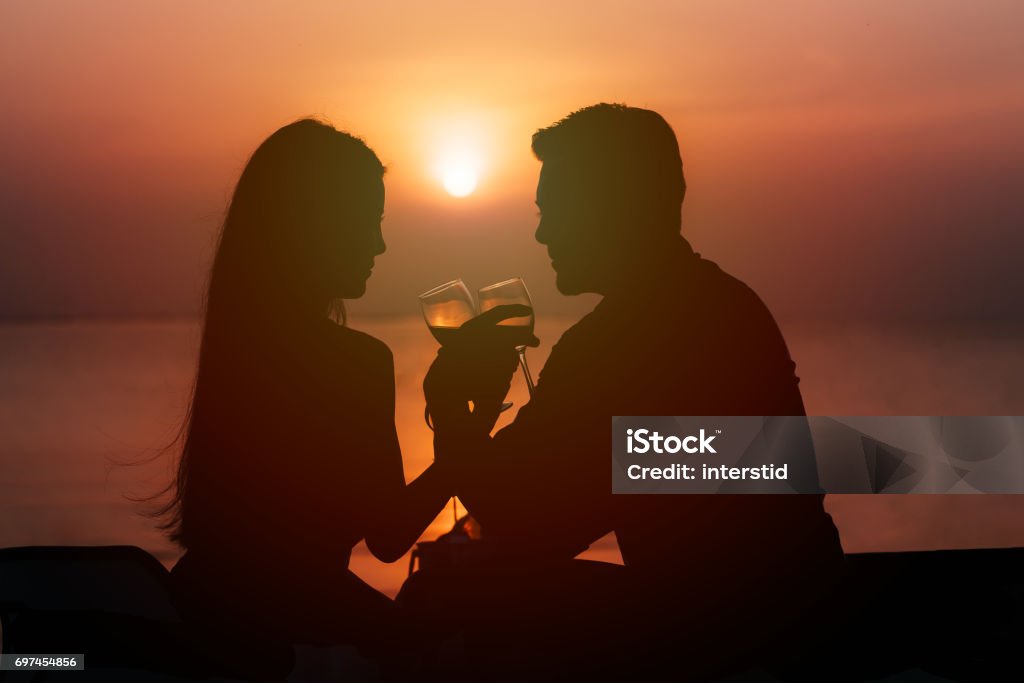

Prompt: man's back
[
  {"left": 481, "top": 239, "right": 842, "bottom": 587},
  {"left": 423, "top": 239, "right": 844, "bottom": 678}
]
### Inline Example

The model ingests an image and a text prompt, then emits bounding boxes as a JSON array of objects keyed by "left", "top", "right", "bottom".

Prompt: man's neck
[{"left": 601, "top": 235, "right": 697, "bottom": 299}]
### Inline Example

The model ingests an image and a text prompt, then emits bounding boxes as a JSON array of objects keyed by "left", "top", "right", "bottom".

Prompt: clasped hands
[{"left": 423, "top": 304, "right": 539, "bottom": 437}]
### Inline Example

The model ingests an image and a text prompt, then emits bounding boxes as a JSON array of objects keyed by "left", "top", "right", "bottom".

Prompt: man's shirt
[{"left": 454, "top": 239, "right": 843, "bottom": 587}]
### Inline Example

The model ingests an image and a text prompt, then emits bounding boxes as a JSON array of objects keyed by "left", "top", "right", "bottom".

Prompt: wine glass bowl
[
  {"left": 419, "top": 279, "right": 476, "bottom": 346},
  {"left": 478, "top": 277, "right": 535, "bottom": 347},
  {"left": 478, "top": 277, "right": 536, "bottom": 397}
]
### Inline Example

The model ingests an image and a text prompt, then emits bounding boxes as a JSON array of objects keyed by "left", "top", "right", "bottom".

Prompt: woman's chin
[{"left": 338, "top": 280, "right": 369, "bottom": 299}]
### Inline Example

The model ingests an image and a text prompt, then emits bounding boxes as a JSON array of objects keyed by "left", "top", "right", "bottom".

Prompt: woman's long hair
[{"left": 154, "top": 118, "right": 384, "bottom": 547}]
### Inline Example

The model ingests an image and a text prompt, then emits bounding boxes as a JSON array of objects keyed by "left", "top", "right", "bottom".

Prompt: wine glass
[
  {"left": 419, "top": 278, "right": 477, "bottom": 344},
  {"left": 478, "top": 277, "right": 536, "bottom": 399}
]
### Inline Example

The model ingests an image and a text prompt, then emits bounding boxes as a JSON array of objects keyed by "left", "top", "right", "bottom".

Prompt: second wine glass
[{"left": 478, "top": 277, "right": 536, "bottom": 398}]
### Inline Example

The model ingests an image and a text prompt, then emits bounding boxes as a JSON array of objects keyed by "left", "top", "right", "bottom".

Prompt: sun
[
  {"left": 441, "top": 164, "right": 478, "bottom": 197},
  {"left": 431, "top": 129, "right": 485, "bottom": 198}
]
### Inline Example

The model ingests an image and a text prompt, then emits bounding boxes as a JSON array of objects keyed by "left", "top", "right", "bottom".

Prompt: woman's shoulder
[{"left": 319, "top": 321, "right": 393, "bottom": 371}]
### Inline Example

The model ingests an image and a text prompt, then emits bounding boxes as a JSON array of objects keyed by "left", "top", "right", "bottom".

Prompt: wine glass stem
[{"left": 516, "top": 346, "right": 535, "bottom": 399}]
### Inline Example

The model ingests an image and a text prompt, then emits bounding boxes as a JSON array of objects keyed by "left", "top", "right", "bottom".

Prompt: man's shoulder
[
  {"left": 544, "top": 258, "right": 781, "bottom": 351},
  {"left": 684, "top": 257, "right": 786, "bottom": 341},
  {"left": 548, "top": 303, "right": 610, "bottom": 356},
  {"left": 691, "top": 257, "right": 772, "bottom": 314},
  {"left": 689, "top": 259, "right": 800, "bottom": 395},
  {"left": 538, "top": 255, "right": 790, "bottom": 378}
]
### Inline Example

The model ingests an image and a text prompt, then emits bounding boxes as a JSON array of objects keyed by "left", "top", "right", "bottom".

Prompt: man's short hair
[{"left": 532, "top": 103, "right": 686, "bottom": 231}]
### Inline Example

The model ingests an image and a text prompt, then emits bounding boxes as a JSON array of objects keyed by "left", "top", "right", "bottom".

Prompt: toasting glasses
[{"left": 419, "top": 276, "right": 536, "bottom": 403}]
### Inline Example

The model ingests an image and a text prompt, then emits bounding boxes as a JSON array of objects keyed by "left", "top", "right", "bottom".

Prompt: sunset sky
[{"left": 2, "top": 1, "right": 1022, "bottom": 320}]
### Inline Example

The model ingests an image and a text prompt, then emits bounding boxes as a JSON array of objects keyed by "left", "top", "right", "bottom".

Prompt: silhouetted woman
[{"left": 165, "top": 119, "right": 451, "bottom": 655}]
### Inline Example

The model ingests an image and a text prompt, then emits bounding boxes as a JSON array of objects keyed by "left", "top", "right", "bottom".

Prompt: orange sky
[{"left": 1, "top": 1, "right": 1022, "bottom": 320}]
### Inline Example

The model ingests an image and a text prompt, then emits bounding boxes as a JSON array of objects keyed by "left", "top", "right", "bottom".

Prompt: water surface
[{"left": 2, "top": 316, "right": 1022, "bottom": 596}]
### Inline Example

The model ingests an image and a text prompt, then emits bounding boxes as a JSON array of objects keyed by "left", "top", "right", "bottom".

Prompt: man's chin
[{"left": 554, "top": 272, "right": 585, "bottom": 296}]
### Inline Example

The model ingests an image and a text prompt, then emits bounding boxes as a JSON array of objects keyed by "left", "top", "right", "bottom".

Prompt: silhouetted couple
[{"left": 166, "top": 104, "right": 844, "bottom": 681}]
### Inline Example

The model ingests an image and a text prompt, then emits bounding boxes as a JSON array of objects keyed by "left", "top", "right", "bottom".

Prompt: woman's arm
[{"left": 359, "top": 343, "right": 454, "bottom": 563}]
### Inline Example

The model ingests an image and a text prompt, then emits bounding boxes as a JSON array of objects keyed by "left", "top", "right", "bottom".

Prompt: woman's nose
[{"left": 534, "top": 217, "right": 548, "bottom": 245}]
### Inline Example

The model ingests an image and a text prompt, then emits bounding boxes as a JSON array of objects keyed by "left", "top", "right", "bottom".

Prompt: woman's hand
[{"left": 423, "top": 304, "right": 538, "bottom": 436}]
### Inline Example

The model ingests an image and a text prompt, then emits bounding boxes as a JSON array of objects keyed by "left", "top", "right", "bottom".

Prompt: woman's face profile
[{"left": 328, "top": 176, "right": 386, "bottom": 300}]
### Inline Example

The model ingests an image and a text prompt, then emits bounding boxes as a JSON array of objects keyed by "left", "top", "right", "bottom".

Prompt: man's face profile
[{"left": 534, "top": 160, "right": 621, "bottom": 296}]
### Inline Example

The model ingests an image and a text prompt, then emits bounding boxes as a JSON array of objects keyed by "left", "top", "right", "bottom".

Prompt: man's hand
[{"left": 423, "top": 304, "right": 539, "bottom": 436}]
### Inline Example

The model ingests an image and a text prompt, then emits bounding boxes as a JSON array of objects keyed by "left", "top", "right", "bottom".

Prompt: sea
[{"left": 2, "top": 316, "right": 1023, "bottom": 597}]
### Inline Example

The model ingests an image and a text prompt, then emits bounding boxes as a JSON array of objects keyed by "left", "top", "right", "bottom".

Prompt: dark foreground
[{"left": 1, "top": 545, "right": 1021, "bottom": 682}]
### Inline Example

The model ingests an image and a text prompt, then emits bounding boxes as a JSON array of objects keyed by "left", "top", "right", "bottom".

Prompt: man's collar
[{"left": 594, "top": 234, "right": 700, "bottom": 311}]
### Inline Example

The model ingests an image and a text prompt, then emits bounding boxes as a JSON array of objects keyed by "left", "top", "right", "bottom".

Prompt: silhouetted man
[{"left": 417, "top": 104, "right": 844, "bottom": 680}]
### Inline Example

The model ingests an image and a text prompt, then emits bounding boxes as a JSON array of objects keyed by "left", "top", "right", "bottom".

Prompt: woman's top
[{"left": 169, "top": 319, "right": 404, "bottom": 636}]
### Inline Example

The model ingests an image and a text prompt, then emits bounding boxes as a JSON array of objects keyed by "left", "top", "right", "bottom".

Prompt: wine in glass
[{"left": 478, "top": 277, "right": 536, "bottom": 398}]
